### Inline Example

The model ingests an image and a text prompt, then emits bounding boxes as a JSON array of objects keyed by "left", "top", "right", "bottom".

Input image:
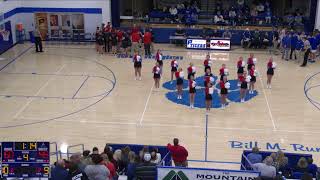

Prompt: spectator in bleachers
[
  {"left": 265, "top": 8, "right": 272, "bottom": 24},
  {"left": 290, "top": 31, "right": 298, "bottom": 60},
  {"left": 121, "top": 32, "right": 132, "bottom": 57},
  {"left": 273, "top": 151, "right": 289, "bottom": 171},
  {"left": 84, "top": 154, "right": 110, "bottom": 180},
  {"left": 177, "top": 3, "right": 185, "bottom": 10},
  {"left": 51, "top": 160, "right": 69, "bottom": 180},
  {"left": 144, "top": 29, "right": 152, "bottom": 57},
  {"left": 167, "top": 138, "right": 188, "bottom": 167},
  {"left": 295, "top": 157, "right": 309, "bottom": 173},
  {"left": 252, "top": 29, "right": 261, "bottom": 48},
  {"left": 70, "top": 153, "right": 86, "bottom": 172},
  {"left": 127, "top": 151, "right": 138, "bottom": 180},
  {"left": 247, "top": 147, "right": 262, "bottom": 164},
  {"left": 252, "top": 156, "right": 276, "bottom": 179},
  {"left": 222, "top": 29, "right": 232, "bottom": 39},
  {"left": 92, "top": 147, "right": 99, "bottom": 155},
  {"left": 282, "top": 32, "right": 291, "bottom": 60},
  {"left": 107, "top": 151, "right": 119, "bottom": 171},
  {"left": 229, "top": 7, "right": 237, "bottom": 26},
  {"left": 242, "top": 28, "right": 252, "bottom": 48},
  {"left": 135, "top": 153, "right": 157, "bottom": 180},
  {"left": 114, "top": 149, "right": 126, "bottom": 173},
  {"left": 150, "top": 148, "right": 162, "bottom": 164},
  {"left": 214, "top": 11, "right": 225, "bottom": 25},
  {"left": 307, "top": 157, "right": 318, "bottom": 177},
  {"left": 169, "top": 5, "right": 178, "bottom": 23},
  {"left": 256, "top": 3, "right": 265, "bottom": 15},
  {"left": 213, "top": 29, "right": 221, "bottom": 38},
  {"left": 68, "top": 162, "right": 89, "bottom": 180},
  {"left": 101, "top": 154, "right": 116, "bottom": 179},
  {"left": 261, "top": 32, "right": 270, "bottom": 49}
]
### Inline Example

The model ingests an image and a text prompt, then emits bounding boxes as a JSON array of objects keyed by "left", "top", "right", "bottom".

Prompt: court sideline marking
[
  {"left": 139, "top": 84, "right": 154, "bottom": 125},
  {"left": 256, "top": 67, "right": 277, "bottom": 131},
  {"left": 13, "top": 64, "right": 66, "bottom": 119}
]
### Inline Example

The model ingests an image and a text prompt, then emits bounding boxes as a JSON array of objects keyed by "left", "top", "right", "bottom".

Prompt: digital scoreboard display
[{"left": 1, "top": 142, "right": 50, "bottom": 178}]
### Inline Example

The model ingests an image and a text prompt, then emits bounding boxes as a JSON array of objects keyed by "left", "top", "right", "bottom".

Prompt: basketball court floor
[{"left": 0, "top": 43, "right": 320, "bottom": 169}]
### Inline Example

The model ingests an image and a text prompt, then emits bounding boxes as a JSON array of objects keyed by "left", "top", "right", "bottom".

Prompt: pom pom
[
  {"left": 254, "top": 70, "right": 258, "bottom": 76},
  {"left": 192, "top": 81, "right": 196, "bottom": 88},
  {"left": 224, "top": 68, "right": 229, "bottom": 76},
  {"left": 225, "top": 82, "right": 231, "bottom": 89},
  {"left": 241, "top": 61, "right": 246, "bottom": 67},
  {"left": 253, "top": 58, "right": 257, "bottom": 64},
  {"left": 209, "top": 87, "right": 214, "bottom": 94},
  {"left": 208, "top": 60, "right": 212, "bottom": 67},
  {"left": 246, "top": 75, "right": 251, "bottom": 82},
  {"left": 137, "top": 55, "right": 142, "bottom": 62},
  {"left": 159, "top": 54, "right": 162, "bottom": 60},
  {"left": 192, "top": 66, "right": 196, "bottom": 73},
  {"left": 272, "top": 62, "right": 277, "bottom": 68},
  {"left": 210, "top": 77, "right": 215, "bottom": 82},
  {"left": 179, "top": 72, "right": 184, "bottom": 78}
]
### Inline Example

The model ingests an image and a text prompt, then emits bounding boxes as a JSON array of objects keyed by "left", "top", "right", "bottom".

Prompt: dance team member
[
  {"left": 237, "top": 56, "right": 245, "bottom": 86},
  {"left": 187, "top": 63, "right": 196, "bottom": 80},
  {"left": 219, "top": 64, "right": 229, "bottom": 81},
  {"left": 249, "top": 65, "right": 257, "bottom": 94},
  {"left": 203, "top": 54, "right": 212, "bottom": 72},
  {"left": 189, "top": 75, "right": 196, "bottom": 108},
  {"left": 219, "top": 76, "right": 230, "bottom": 109},
  {"left": 155, "top": 49, "right": 163, "bottom": 73},
  {"left": 205, "top": 82, "right": 214, "bottom": 112},
  {"left": 267, "top": 58, "right": 276, "bottom": 89},
  {"left": 239, "top": 71, "right": 251, "bottom": 103},
  {"left": 175, "top": 68, "right": 184, "bottom": 100},
  {"left": 204, "top": 68, "right": 214, "bottom": 88},
  {"left": 152, "top": 62, "right": 161, "bottom": 89},
  {"left": 247, "top": 53, "right": 255, "bottom": 71},
  {"left": 170, "top": 59, "right": 178, "bottom": 83},
  {"left": 133, "top": 51, "right": 142, "bottom": 80}
]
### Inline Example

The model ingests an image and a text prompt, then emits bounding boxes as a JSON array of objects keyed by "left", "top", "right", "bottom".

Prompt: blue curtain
[{"left": 111, "top": 0, "right": 120, "bottom": 27}]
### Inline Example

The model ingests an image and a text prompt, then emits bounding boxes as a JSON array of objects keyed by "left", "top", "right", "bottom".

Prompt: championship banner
[{"left": 157, "top": 166, "right": 260, "bottom": 180}]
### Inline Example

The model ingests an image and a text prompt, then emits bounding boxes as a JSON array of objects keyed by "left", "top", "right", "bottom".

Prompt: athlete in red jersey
[
  {"left": 133, "top": 51, "right": 142, "bottom": 80},
  {"left": 237, "top": 57, "right": 245, "bottom": 86},
  {"left": 205, "top": 82, "right": 213, "bottom": 112},
  {"left": 175, "top": 68, "right": 184, "bottom": 99},
  {"left": 247, "top": 53, "right": 255, "bottom": 71},
  {"left": 170, "top": 59, "right": 178, "bottom": 82},
  {"left": 189, "top": 75, "right": 196, "bottom": 108},
  {"left": 249, "top": 65, "right": 257, "bottom": 94},
  {"left": 266, "top": 58, "right": 276, "bottom": 89},
  {"left": 187, "top": 63, "right": 196, "bottom": 80},
  {"left": 203, "top": 54, "right": 212, "bottom": 72},
  {"left": 219, "top": 76, "right": 230, "bottom": 109},
  {"left": 239, "top": 71, "right": 250, "bottom": 102},
  {"left": 152, "top": 62, "right": 161, "bottom": 89}
]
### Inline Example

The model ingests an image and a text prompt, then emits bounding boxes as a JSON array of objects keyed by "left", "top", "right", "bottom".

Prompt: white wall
[{"left": 20, "top": 0, "right": 110, "bottom": 23}]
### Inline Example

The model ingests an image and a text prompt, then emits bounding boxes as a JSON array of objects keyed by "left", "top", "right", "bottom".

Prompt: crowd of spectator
[
  {"left": 49, "top": 138, "right": 188, "bottom": 180},
  {"left": 148, "top": 0, "right": 307, "bottom": 27},
  {"left": 247, "top": 147, "right": 318, "bottom": 179}
]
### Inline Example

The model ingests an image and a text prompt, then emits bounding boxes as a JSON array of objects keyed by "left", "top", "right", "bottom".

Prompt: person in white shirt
[
  {"left": 252, "top": 156, "right": 276, "bottom": 178},
  {"left": 169, "top": 6, "right": 178, "bottom": 23}
]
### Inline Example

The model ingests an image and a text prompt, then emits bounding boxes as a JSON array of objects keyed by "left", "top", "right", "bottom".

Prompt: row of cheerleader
[{"left": 132, "top": 50, "right": 276, "bottom": 110}]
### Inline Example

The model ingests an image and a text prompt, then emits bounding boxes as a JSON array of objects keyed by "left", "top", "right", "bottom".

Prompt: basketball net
[{"left": 0, "top": 29, "right": 10, "bottom": 41}]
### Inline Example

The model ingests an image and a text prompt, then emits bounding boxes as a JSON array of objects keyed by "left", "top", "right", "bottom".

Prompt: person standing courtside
[{"left": 34, "top": 26, "right": 43, "bottom": 52}]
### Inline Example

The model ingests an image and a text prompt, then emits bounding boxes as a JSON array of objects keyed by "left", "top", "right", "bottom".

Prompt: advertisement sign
[
  {"left": 186, "top": 39, "right": 207, "bottom": 49},
  {"left": 186, "top": 52, "right": 229, "bottom": 61},
  {"left": 157, "top": 166, "right": 259, "bottom": 180},
  {"left": 210, "top": 39, "right": 231, "bottom": 50}
]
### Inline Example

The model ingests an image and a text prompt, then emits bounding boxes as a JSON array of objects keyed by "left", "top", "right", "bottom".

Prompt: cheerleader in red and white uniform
[
  {"left": 203, "top": 54, "right": 212, "bottom": 72},
  {"left": 239, "top": 71, "right": 251, "bottom": 103},
  {"left": 189, "top": 75, "right": 196, "bottom": 108},
  {"left": 204, "top": 68, "right": 214, "bottom": 88},
  {"left": 133, "top": 51, "right": 142, "bottom": 80},
  {"left": 219, "top": 64, "right": 229, "bottom": 81},
  {"left": 205, "top": 82, "right": 214, "bottom": 112},
  {"left": 155, "top": 49, "right": 163, "bottom": 73},
  {"left": 152, "top": 62, "right": 161, "bottom": 89},
  {"left": 247, "top": 53, "right": 256, "bottom": 71},
  {"left": 175, "top": 68, "right": 184, "bottom": 99},
  {"left": 170, "top": 59, "right": 178, "bottom": 83},
  {"left": 237, "top": 57, "right": 245, "bottom": 86},
  {"left": 266, "top": 58, "right": 276, "bottom": 89},
  {"left": 249, "top": 65, "right": 258, "bottom": 94},
  {"left": 219, "top": 76, "right": 230, "bottom": 109},
  {"left": 187, "top": 63, "right": 196, "bottom": 80}
]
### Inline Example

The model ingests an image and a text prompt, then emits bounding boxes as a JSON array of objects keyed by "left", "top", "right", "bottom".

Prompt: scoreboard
[{"left": 1, "top": 142, "right": 50, "bottom": 178}]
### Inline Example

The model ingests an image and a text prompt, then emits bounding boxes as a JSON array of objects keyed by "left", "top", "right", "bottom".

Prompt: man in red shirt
[
  {"left": 144, "top": 30, "right": 152, "bottom": 57},
  {"left": 167, "top": 138, "right": 188, "bottom": 167},
  {"left": 131, "top": 31, "right": 141, "bottom": 56}
]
